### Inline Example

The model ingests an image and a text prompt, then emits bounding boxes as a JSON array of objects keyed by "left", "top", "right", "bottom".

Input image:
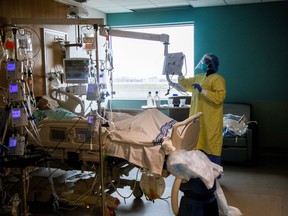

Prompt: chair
[{"left": 222, "top": 103, "right": 257, "bottom": 165}]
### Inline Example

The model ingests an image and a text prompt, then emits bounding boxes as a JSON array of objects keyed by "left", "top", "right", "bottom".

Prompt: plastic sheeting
[
  {"left": 223, "top": 114, "right": 248, "bottom": 137},
  {"left": 167, "top": 150, "right": 223, "bottom": 189}
]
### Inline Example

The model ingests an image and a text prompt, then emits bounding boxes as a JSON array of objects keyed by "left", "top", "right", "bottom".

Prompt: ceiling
[{"left": 55, "top": 0, "right": 285, "bottom": 14}]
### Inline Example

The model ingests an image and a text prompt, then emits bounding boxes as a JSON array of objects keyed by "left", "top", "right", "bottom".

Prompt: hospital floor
[{"left": 28, "top": 155, "right": 288, "bottom": 216}]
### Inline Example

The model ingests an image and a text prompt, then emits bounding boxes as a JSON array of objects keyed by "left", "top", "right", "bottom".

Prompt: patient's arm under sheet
[{"left": 107, "top": 109, "right": 175, "bottom": 145}]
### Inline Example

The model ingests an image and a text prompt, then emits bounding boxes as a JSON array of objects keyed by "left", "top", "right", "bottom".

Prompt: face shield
[{"left": 195, "top": 54, "right": 219, "bottom": 72}]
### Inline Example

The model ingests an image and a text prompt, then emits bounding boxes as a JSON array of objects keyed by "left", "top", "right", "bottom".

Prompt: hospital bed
[{"left": 26, "top": 94, "right": 203, "bottom": 213}]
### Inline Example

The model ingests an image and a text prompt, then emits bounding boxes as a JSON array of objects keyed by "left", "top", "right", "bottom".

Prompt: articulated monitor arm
[
  {"left": 100, "top": 27, "right": 186, "bottom": 93},
  {"left": 100, "top": 28, "right": 170, "bottom": 56}
]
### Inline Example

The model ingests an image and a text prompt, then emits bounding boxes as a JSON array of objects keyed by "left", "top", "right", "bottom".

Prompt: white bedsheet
[{"left": 104, "top": 109, "right": 175, "bottom": 175}]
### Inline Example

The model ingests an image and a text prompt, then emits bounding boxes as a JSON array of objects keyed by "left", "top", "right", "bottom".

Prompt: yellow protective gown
[{"left": 178, "top": 73, "right": 226, "bottom": 156}]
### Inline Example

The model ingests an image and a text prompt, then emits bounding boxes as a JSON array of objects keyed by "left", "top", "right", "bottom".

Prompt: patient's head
[{"left": 36, "top": 96, "right": 59, "bottom": 110}]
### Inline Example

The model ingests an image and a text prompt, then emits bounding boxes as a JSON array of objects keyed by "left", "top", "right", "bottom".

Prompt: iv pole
[{"left": 93, "top": 24, "right": 107, "bottom": 216}]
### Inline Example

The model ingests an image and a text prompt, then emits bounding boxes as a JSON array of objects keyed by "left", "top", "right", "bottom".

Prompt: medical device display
[
  {"left": 162, "top": 52, "right": 185, "bottom": 75},
  {"left": 6, "top": 60, "right": 23, "bottom": 80},
  {"left": 63, "top": 58, "right": 90, "bottom": 84},
  {"left": 9, "top": 82, "right": 24, "bottom": 101},
  {"left": 9, "top": 136, "right": 25, "bottom": 155},
  {"left": 87, "top": 115, "right": 97, "bottom": 131},
  {"left": 50, "top": 128, "right": 67, "bottom": 142},
  {"left": 11, "top": 108, "right": 28, "bottom": 127},
  {"left": 38, "top": 119, "right": 96, "bottom": 149},
  {"left": 50, "top": 127, "right": 90, "bottom": 144}
]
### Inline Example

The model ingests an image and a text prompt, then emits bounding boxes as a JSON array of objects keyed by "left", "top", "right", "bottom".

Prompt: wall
[{"left": 107, "top": 2, "right": 288, "bottom": 156}]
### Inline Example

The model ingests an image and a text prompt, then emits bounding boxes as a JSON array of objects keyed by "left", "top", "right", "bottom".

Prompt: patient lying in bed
[
  {"left": 32, "top": 96, "right": 199, "bottom": 176},
  {"left": 104, "top": 109, "right": 177, "bottom": 175},
  {"left": 33, "top": 95, "right": 78, "bottom": 122}
]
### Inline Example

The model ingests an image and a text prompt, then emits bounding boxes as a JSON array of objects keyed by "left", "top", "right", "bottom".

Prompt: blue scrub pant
[
  {"left": 178, "top": 195, "right": 219, "bottom": 216},
  {"left": 178, "top": 152, "right": 220, "bottom": 216},
  {"left": 178, "top": 178, "right": 219, "bottom": 216}
]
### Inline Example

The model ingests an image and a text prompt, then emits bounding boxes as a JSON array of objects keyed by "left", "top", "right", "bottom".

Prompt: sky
[{"left": 110, "top": 25, "right": 194, "bottom": 79}]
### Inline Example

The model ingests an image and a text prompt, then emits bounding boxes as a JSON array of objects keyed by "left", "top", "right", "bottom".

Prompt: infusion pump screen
[
  {"left": 9, "top": 83, "right": 18, "bottom": 93},
  {"left": 9, "top": 138, "right": 17, "bottom": 147},
  {"left": 7, "top": 62, "right": 16, "bottom": 72},
  {"left": 12, "top": 109, "right": 21, "bottom": 118}
]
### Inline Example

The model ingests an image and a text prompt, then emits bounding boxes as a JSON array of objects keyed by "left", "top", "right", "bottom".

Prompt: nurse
[{"left": 177, "top": 53, "right": 226, "bottom": 216}]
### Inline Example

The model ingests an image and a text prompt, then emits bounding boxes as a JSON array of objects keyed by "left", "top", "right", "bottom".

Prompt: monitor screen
[
  {"left": 9, "top": 137, "right": 17, "bottom": 148},
  {"left": 63, "top": 58, "right": 90, "bottom": 84},
  {"left": 50, "top": 128, "right": 66, "bottom": 141},
  {"left": 12, "top": 109, "right": 21, "bottom": 119},
  {"left": 9, "top": 83, "right": 19, "bottom": 93},
  {"left": 7, "top": 62, "right": 16, "bottom": 72}
]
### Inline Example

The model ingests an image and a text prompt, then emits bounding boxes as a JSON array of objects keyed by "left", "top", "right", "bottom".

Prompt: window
[{"left": 110, "top": 24, "right": 194, "bottom": 99}]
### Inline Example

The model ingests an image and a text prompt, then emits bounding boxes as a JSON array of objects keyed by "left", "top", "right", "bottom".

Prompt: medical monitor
[
  {"left": 162, "top": 52, "right": 185, "bottom": 75},
  {"left": 63, "top": 58, "right": 90, "bottom": 84}
]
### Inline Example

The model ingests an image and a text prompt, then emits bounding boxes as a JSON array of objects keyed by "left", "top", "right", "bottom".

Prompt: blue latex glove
[{"left": 192, "top": 84, "right": 202, "bottom": 92}]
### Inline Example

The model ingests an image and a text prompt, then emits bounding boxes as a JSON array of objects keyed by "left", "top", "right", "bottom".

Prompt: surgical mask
[{"left": 201, "top": 63, "right": 208, "bottom": 72}]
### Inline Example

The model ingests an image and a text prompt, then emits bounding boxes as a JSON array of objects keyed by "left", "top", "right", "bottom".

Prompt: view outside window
[{"left": 110, "top": 25, "right": 194, "bottom": 99}]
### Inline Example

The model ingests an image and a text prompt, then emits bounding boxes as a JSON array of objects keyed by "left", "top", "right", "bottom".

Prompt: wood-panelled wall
[
  {"left": 0, "top": 0, "right": 67, "bottom": 18},
  {"left": 0, "top": 0, "right": 69, "bottom": 97}
]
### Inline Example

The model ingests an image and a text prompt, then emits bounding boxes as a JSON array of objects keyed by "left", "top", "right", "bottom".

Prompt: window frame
[{"left": 108, "top": 24, "right": 194, "bottom": 99}]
